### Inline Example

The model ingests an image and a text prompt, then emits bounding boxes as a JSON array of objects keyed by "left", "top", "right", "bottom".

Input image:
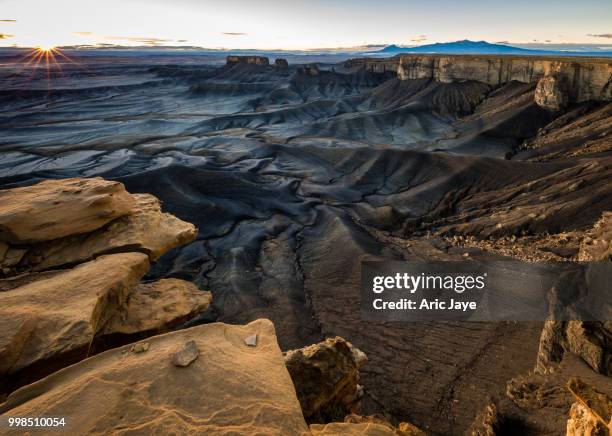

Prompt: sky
[{"left": 0, "top": 0, "right": 611, "bottom": 50}]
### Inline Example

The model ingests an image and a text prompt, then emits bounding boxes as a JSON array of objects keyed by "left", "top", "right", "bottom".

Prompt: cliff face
[
  {"left": 226, "top": 55, "right": 270, "bottom": 66},
  {"left": 346, "top": 55, "right": 612, "bottom": 110},
  {"left": 344, "top": 57, "right": 399, "bottom": 74}
]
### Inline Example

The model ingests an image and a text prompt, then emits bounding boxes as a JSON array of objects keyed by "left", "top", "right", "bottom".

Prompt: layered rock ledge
[
  {"left": 345, "top": 54, "right": 612, "bottom": 110},
  {"left": 0, "top": 178, "right": 209, "bottom": 394}
]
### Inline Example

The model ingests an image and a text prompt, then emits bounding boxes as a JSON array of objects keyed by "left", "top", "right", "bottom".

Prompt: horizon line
[{"left": 2, "top": 39, "right": 612, "bottom": 53}]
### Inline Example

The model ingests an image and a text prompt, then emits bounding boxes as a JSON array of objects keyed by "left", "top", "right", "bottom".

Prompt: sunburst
[
  {"left": 9, "top": 45, "right": 83, "bottom": 85},
  {"left": 37, "top": 44, "right": 55, "bottom": 52}
]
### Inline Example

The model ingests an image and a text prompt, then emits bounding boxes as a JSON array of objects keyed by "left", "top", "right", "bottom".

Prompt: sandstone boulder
[
  {"left": 0, "top": 253, "right": 150, "bottom": 392},
  {"left": 0, "top": 319, "right": 310, "bottom": 435},
  {"left": 101, "top": 278, "right": 212, "bottom": 340},
  {"left": 0, "top": 178, "right": 134, "bottom": 244},
  {"left": 24, "top": 193, "right": 197, "bottom": 271},
  {"left": 285, "top": 337, "right": 367, "bottom": 423}
]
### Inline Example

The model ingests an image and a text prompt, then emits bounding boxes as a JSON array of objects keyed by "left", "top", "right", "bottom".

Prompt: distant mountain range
[
  {"left": 376, "top": 40, "right": 612, "bottom": 57},
  {"left": 1, "top": 39, "right": 610, "bottom": 59}
]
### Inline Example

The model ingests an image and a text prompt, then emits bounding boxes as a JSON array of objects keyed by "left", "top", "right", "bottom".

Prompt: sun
[{"left": 36, "top": 44, "right": 56, "bottom": 53}]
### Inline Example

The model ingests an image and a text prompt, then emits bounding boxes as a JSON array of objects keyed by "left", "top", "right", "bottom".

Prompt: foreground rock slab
[
  {"left": 0, "top": 319, "right": 310, "bottom": 435},
  {"left": 0, "top": 178, "right": 134, "bottom": 244},
  {"left": 0, "top": 253, "right": 150, "bottom": 391}
]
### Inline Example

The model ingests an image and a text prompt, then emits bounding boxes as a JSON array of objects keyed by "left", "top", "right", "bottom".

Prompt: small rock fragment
[
  {"left": 171, "top": 340, "right": 199, "bottom": 367},
  {"left": 245, "top": 334, "right": 258, "bottom": 347},
  {"left": 131, "top": 342, "right": 150, "bottom": 353}
]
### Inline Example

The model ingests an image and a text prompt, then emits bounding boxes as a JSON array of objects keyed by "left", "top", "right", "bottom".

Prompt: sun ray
[
  {"left": 7, "top": 46, "right": 77, "bottom": 86},
  {"left": 6, "top": 44, "right": 101, "bottom": 92},
  {"left": 51, "top": 48, "right": 96, "bottom": 77},
  {"left": 47, "top": 50, "right": 64, "bottom": 76}
]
